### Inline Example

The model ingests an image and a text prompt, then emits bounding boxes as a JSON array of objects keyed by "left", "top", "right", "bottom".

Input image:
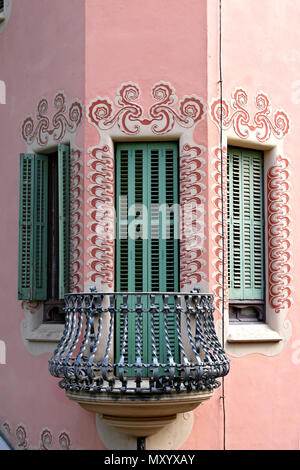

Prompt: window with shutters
[
  {"left": 227, "top": 147, "right": 265, "bottom": 323},
  {"left": 115, "top": 142, "right": 179, "bottom": 375},
  {"left": 0, "top": 0, "right": 4, "bottom": 13},
  {"left": 18, "top": 144, "right": 70, "bottom": 323}
]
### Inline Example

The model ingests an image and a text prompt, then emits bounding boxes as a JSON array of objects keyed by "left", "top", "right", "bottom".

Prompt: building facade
[{"left": 0, "top": 0, "right": 299, "bottom": 450}]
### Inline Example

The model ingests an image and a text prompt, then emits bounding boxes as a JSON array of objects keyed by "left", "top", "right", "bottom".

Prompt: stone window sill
[
  {"left": 227, "top": 323, "right": 282, "bottom": 343},
  {"left": 25, "top": 323, "right": 64, "bottom": 343}
]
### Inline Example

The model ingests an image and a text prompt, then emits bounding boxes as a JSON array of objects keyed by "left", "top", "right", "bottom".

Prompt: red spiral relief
[
  {"left": 70, "top": 149, "right": 83, "bottom": 293},
  {"left": 21, "top": 93, "right": 83, "bottom": 146},
  {"left": 267, "top": 156, "right": 292, "bottom": 313},
  {"left": 210, "top": 89, "right": 290, "bottom": 142},
  {"left": 87, "top": 82, "right": 206, "bottom": 136},
  {"left": 87, "top": 146, "right": 115, "bottom": 288},
  {"left": 211, "top": 147, "right": 229, "bottom": 311},
  {"left": 180, "top": 144, "right": 207, "bottom": 288},
  {"left": 39, "top": 428, "right": 53, "bottom": 450}
]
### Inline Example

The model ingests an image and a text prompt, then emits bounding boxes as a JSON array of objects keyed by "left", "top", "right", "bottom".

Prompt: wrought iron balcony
[{"left": 48, "top": 290, "right": 230, "bottom": 437}]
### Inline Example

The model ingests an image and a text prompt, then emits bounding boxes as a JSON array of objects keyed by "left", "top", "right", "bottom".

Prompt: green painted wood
[
  {"left": 115, "top": 142, "right": 179, "bottom": 375},
  {"left": 228, "top": 147, "right": 265, "bottom": 301},
  {"left": 18, "top": 154, "right": 48, "bottom": 300},
  {"left": 116, "top": 144, "right": 149, "bottom": 370},
  {"left": 147, "top": 143, "right": 179, "bottom": 367},
  {"left": 0, "top": 1, "right": 4, "bottom": 13},
  {"left": 33, "top": 154, "right": 49, "bottom": 300},
  {"left": 18, "top": 154, "right": 35, "bottom": 300},
  {"left": 58, "top": 144, "right": 70, "bottom": 299}
]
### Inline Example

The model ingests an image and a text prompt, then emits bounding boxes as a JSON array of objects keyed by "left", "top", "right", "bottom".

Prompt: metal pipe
[{"left": 137, "top": 437, "right": 146, "bottom": 450}]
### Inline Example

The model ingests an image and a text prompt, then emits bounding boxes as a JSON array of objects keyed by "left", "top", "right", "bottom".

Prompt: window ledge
[
  {"left": 0, "top": 13, "right": 5, "bottom": 23},
  {"left": 227, "top": 323, "right": 282, "bottom": 343},
  {"left": 25, "top": 323, "right": 65, "bottom": 343}
]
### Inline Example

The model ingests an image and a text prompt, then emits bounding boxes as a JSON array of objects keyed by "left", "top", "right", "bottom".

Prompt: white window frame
[{"left": 215, "top": 130, "right": 292, "bottom": 358}]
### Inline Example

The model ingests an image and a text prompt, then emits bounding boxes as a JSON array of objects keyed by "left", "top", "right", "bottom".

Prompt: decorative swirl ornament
[
  {"left": 211, "top": 147, "right": 229, "bottom": 311},
  {"left": 58, "top": 431, "right": 72, "bottom": 450},
  {"left": 2, "top": 421, "right": 11, "bottom": 436},
  {"left": 70, "top": 149, "right": 83, "bottom": 293},
  {"left": 210, "top": 88, "right": 290, "bottom": 142},
  {"left": 21, "top": 92, "right": 83, "bottom": 146},
  {"left": 267, "top": 156, "right": 292, "bottom": 313},
  {"left": 0, "top": 422, "right": 74, "bottom": 450},
  {"left": 87, "top": 145, "right": 115, "bottom": 288},
  {"left": 87, "top": 82, "right": 206, "bottom": 135},
  {"left": 180, "top": 143, "right": 207, "bottom": 288},
  {"left": 39, "top": 428, "right": 53, "bottom": 450},
  {"left": 16, "top": 425, "right": 28, "bottom": 449},
  {"left": 20, "top": 300, "right": 42, "bottom": 314}
]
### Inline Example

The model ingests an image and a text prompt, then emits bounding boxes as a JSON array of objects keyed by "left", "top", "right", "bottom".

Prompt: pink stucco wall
[{"left": 0, "top": 0, "right": 299, "bottom": 450}]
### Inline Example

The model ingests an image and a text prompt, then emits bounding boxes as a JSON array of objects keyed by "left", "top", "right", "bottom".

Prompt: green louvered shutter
[
  {"left": 18, "top": 154, "right": 35, "bottom": 300},
  {"left": 115, "top": 142, "right": 179, "bottom": 375},
  {"left": 147, "top": 143, "right": 179, "bottom": 367},
  {"left": 228, "top": 147, "right": 265, "bottom": 301},
  {"left": 0, "top": 1, "right": 4, "bottom": 13},
  {"left": 116, "top": 144, "right": 149, "bottom": 369},
  {"left": 58, "top": 144, "right": 70, "bottom": 299},
  {"left": 18, "top": 154, "right": 48, "bottom": 300}
]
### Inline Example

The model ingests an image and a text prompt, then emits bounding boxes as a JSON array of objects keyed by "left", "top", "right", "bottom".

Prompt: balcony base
[
  {"left": 102, "top": 415, "right": 176, "bottom": 437},
  {"left": 66, "top": 389, "right": 214, "bottom": 437}
]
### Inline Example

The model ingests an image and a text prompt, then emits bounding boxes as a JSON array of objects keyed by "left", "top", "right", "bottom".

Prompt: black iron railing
[{"left": 49, "top": 290, "right": 230, "bottom": 394}]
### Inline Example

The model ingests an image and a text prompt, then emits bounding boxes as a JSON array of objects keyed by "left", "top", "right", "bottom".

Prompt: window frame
[
  {"left": 18, "top": 144, "right": 71, "bottom": 323},
  {"left": 214, "top": 135, "right": 290, "bottom": 356},
  {"left": 227, "top": 146, "right": 266, "bottom": 324}
]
